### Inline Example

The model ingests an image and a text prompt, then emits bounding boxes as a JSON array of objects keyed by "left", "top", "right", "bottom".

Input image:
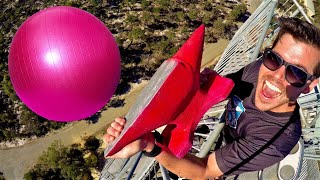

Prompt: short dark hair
[{"left": 272, "top": 17, "right": 320, "bottom": 77}]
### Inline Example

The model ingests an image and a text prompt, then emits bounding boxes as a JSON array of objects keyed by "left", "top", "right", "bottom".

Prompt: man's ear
[{"left": 302, "top": 78, "right": 319, "bottom": 94}]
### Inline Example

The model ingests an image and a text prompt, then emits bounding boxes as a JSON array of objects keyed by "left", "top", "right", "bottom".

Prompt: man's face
[{"left": 255, "top": 33, "right": 320, "bottom": 112}]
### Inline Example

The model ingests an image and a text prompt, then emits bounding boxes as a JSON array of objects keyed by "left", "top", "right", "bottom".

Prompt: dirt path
[
  {"left": 246, "top": 0, "right": 262, "bottom": 14},
  {"left": 202, "top": 39, "right": 230, "bottom": 68}
]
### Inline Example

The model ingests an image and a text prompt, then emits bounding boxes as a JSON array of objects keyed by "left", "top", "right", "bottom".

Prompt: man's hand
[
  {"left": 104, "top": 118, "right": 224, "bottom": 179},
  {"left": 103, "top": 117, "right": 155, "bottom": 158}
]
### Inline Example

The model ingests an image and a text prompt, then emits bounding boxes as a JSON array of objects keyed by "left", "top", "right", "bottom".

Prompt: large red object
[
  {"left": 104, "top": 25, "right": 234, "bottom": 158},
  {"left": 8, "top": 6, "right": 121, "bottom": 122}
]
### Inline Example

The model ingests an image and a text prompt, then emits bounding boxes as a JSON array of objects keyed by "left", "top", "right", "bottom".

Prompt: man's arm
[
  {"left": 104, "top": 117, "right": 224, "bottom": 179},
  {"left": 155, "top": 146, "right": 223, "bottom": 179}
]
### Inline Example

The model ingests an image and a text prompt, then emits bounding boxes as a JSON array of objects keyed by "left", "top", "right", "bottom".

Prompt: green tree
[
  {"left": 314, "top": 1, "right": 320, "bottom": 24},
  {"left": 188, "top": 10, "right": 198, "bottom": 21},
  {"left": 158, "top": 0, "right": 170, "bottom": 10},
  {"left": 19, "top": 105, "right": 65, "bottom": 137},
  {"left": 128, "top": 28, "right": 146, "bottom": 42},
  {"left": 213, "top": 18, "right": 225, "bottom": 37},
  {"left": 210, "top": 7, "right": 220, "bottom": 21},
  {"left": 165, "top": 29, "right": 175, "bottom": 40},
  {"left": 2, "top": 73, "right": 17, "bottom": 101},
  {"left": 206, "top": 27, "right": 218, "bottom": 43},
  {"left": 0, "top": 130, "right": 5, "bottom": 142},
  {"left": 203, "top": 1, "right": 213, "bottom": 11},
  {"left": 59, "top": 148, "right": 87, "bottom": 179},
  {"left": 227, "top": 3, "right": 247, "bottom": 21},
  {"left": 126, "top": 14, "right": 139, "bottom": 23},
  {"left": 64, "top": 0, "right": 81, "bottom": 7},
  {"left": 26, "top": 141, "right": 91, "bottom": 179},
  {"left": 39, "top": 141, "right": 66, "bottom": 168},
  {"left": 141, "top": 0, "right": 151, "bottom": 9},
  {"left": 177, "top": 11, "right": 185, "bottom": 21},
  {"left": 169, "top": 46, "right": 179, "bottom": 56},
  {"left": 116, "top": 36, "right": 125, "bottom": 46},
  {"left": 0, "top": 111, "right": 18, "bottom": 141},
  {"left": 24, "top": 164, "right": 64, "bottom": 180},
  {"left": 84, "top": 136, "right": 100, "bottom": 152},
  {"left": 152, "top": 7, "right": 161, "bottom": 15},
  {"left": 19, "top": 105, "right": 42, "bottom": 135},
  {"left": 85, "top": 153, "right": 98, "bottom": 168},
  {"left": 202, "top": 12, "right": 213, "bottom": 25},
  {"left": 141, "top": 12, "right": 154, "bottom": 25},
  {"left": 0, "top": 33, "right": 4, "bottom": 48}
]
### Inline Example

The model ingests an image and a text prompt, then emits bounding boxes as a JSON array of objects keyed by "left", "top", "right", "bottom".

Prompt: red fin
[{"left": 172, "top": 24, "right": 205, "bottom": 73}]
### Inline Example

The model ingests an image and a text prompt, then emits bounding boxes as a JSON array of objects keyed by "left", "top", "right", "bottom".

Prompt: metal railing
[
  {"left": 100, "top": 0, "right": 320, "bottom": 179},
  {"left": 214, "top": 0, "right": 278, "bottom": 76}
]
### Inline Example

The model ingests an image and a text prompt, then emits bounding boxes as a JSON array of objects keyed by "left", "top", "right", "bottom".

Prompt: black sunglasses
[{"left": 262, "top": 48, "right": 316, "bottom": 87}]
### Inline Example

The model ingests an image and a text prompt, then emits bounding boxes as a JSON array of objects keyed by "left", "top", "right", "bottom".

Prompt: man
[{"left": 104, "top": 17, "right": 320, "bottom": 179}]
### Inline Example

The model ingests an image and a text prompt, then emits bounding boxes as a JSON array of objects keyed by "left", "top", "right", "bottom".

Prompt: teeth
[{"left": 265, "top": 80, "right": 281, "bottom": 93}]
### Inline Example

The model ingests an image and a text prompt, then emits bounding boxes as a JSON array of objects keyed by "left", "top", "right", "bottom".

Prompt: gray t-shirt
[{"left": 215, "top": 59, "right": 302, "bottom": 175}]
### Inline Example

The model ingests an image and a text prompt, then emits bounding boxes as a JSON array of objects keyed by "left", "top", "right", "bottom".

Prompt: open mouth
[{"left": 262, "top": 80, "right": 282, "bottom": 99}]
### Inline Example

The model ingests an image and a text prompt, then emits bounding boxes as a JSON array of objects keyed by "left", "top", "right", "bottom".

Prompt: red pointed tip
[{"left": 173, "top": 24, "right": 205, "bottom": 72}]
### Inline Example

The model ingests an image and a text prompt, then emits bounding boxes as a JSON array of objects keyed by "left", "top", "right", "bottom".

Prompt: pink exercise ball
[{"left": 8, "top": 6, "right": 121, "bottom": 122}]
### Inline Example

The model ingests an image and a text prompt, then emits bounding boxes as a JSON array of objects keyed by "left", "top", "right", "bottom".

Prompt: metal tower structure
[{"left": 100, "top": 0, "right": 320, "bottom": 179}]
